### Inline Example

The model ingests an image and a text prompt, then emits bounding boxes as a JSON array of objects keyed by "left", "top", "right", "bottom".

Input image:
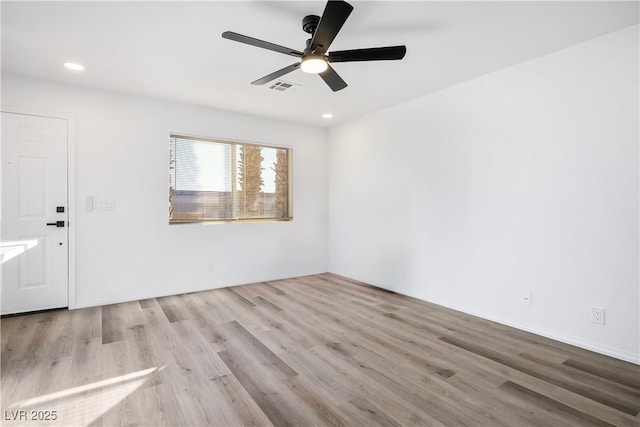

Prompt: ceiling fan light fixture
[{"left": 301, "top": 55, "right": 328, "bottom": 74}]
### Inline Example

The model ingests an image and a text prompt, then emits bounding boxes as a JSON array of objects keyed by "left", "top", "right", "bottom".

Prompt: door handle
[{"left": 46, "top": 221, "right": 65, "bottom": 228}]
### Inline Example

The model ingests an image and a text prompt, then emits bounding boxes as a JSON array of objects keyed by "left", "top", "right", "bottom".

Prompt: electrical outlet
[
  {"left": 591, "top": 307, "right": 605, "bottom": 325},
  {"left": 207, "top": 263, "right": 215, "bottom": 274},
  {"left": 522, "top": 292, "right": 532, "bottom": 306}
]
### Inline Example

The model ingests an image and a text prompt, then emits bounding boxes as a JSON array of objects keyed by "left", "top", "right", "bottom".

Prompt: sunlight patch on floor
[{"left": 5, "top": 366, "right": 163, "bottom": 426}]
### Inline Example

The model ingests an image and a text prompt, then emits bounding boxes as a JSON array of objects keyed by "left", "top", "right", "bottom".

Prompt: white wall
[
  {"left": 2, "top": 74, "right": 329, "bottom": 307},
  {"left": 328, "top": 25, "right": 639, "bottom": 363}
]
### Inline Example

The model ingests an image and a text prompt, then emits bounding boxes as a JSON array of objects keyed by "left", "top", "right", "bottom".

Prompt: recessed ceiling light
[
  {"left": 64, "top": 62, "right": 84, "bottom": 71},
  {"left": 322, "top": 113, "right": 333, "bottom": 119}
]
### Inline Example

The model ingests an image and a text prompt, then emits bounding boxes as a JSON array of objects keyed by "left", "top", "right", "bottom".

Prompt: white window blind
[{"left": 169, "top": 135, "right": 291, "bottom": 223}]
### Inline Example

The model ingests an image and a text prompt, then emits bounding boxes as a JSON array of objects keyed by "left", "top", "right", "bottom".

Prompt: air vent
[{"left": 268, "top": 80, "right": 300, "bottom": 92}]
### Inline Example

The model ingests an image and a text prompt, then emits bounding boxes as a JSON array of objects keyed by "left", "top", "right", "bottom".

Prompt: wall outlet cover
[{"left": 591, "top": 307, "right": 605, "bottom": 325}]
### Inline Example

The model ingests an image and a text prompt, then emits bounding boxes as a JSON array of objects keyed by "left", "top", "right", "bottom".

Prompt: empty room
[{"left": 1, "top": 1, "right": 639, "bottom": 426}]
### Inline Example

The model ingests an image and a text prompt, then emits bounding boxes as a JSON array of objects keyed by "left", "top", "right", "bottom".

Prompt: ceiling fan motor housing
[{"left": 302, "top": 15, "right": 320, "bottom": 34}]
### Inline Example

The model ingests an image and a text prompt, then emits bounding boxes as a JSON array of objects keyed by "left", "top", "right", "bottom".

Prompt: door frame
[{"left": 2, "top": 105, "right": 77, "bottom": 309}]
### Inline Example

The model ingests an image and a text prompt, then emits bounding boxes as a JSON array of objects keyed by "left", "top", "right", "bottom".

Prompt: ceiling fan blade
[
  {"left": 328, "top": 45, "right": 407, "bottom": 63},
  {"left": 310, "top": 0, "right": 354, "bottom": 52},
  {"left": 251, "top": 63, "right": 301, "bottom": 85},
  {"left": 222, "top": 31, "right": 303, "bottom": 57},
  {"left": 319, "top": 64, "right": 348, "bottom": 92}
]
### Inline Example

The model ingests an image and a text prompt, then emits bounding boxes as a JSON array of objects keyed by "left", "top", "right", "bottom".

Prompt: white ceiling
[{"left": 2, "top": 1, "right": 638, "bottom": 127}]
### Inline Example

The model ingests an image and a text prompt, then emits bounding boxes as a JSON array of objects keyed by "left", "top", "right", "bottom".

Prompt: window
[{"left": 169, "top": 135, "right": 291, "bottom": 223}]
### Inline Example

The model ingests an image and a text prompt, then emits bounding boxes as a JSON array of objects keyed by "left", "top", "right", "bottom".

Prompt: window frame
[{"left": 169, "top": 133, "right": 293, "bottom": 224}]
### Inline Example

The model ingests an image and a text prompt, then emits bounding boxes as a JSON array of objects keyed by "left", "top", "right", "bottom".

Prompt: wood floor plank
[
  {"left": 219, "top": 297, "right": 272, "bottom": 333},
  {"left": 156, "top": 296, "right": 183, "bottom": 323},
  {"left": 281, "top": 375, "right": 351, "bottom": 427},
  {"left": 69, "top": 307, "right": 102, "bottom": 386},
  {"left": 445, "top": 370, "right": 574, "bottom": 427},
  {"left": 277, "top": 347, "right": 364, "bottom": 407},
  {"left": 203, "top": 288, "right": 269, "bottom": 333},
  {"left": 120, "top": 300, "right": 147, "bottom": 328},
  {"left": 432, "top": 336, "right": 638, "bottom": 426},
  {"left": 169, "top": 319, "right": 230, "bottom": 380},
  {"left": 124, "top": 325, "right": 164, "bottom": 387},
  {"left": 205, "top": 372, "right": 274, "bottom": 426},
  {"left": 344, "top": 396, "right": 403, "bottom": 427},
  {"left": 520, "top": 352, "right": 640, "bottom": 403},
  {"left": 193, "top": 289, "right": 238, "bottom": 324},
  {"left": 308, "top": 343, "right": 481, "bottom": 426},
  {"left": 563, "top": 357, "right": 640, "bottom": 390},
  {"left": 227, "top": 284, "right": 262, "bottom": 300},
  {"left": 499, "top": 381, "right": 615, "bottom": 427},
  {"left": 253, "top": 309, "right": 326, "bottom": 353},
  {"left": 217, "top": 350, "right": 313, "bottom": 427},
  {"left": 2, "top": 274, "right": 638, "bottom": 427},
  {"left": 424, "top": 300, "right": 636, "bottom": 376},
  {"left": 223, "top": 320, "right": 298, "bottom": 378},
  {"left": 260, "top": 281, "right": 286, "bottom": 295},
  {"left": 225, "top": 287, "right": 257, "bottom": 308},
  {"left": 254, "top": 295, "right": 283, "bottom": 312},
  {"left": 138, "top": 298, "right": 157, "bottom": 309},
  {"left": 101, "top": 304, "right": 125, "bottom": 344},
  {"left": 440, "top": 333, "right": 640, "bottom": 416},
  {"left": 174, "top": 296, "right": 226, "bottom": 352}
]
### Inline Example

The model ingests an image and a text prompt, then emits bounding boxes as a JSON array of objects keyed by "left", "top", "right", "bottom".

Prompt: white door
[{"left": 1, "top": 112, "right": 69, "bottom": 314}]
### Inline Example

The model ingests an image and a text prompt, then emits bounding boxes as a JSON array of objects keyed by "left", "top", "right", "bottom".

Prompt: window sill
[{"left": 169, "top": 217, "right": 293, "bottom": 225}]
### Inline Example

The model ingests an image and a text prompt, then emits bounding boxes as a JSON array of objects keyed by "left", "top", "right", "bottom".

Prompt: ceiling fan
[{"left": 222, "top": 0, "right": 407, "bottom": 92}]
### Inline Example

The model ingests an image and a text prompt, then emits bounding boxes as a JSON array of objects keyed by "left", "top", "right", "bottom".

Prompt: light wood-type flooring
[{"left": 1, "top": 273, "right": 639, "bottom": 426}]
